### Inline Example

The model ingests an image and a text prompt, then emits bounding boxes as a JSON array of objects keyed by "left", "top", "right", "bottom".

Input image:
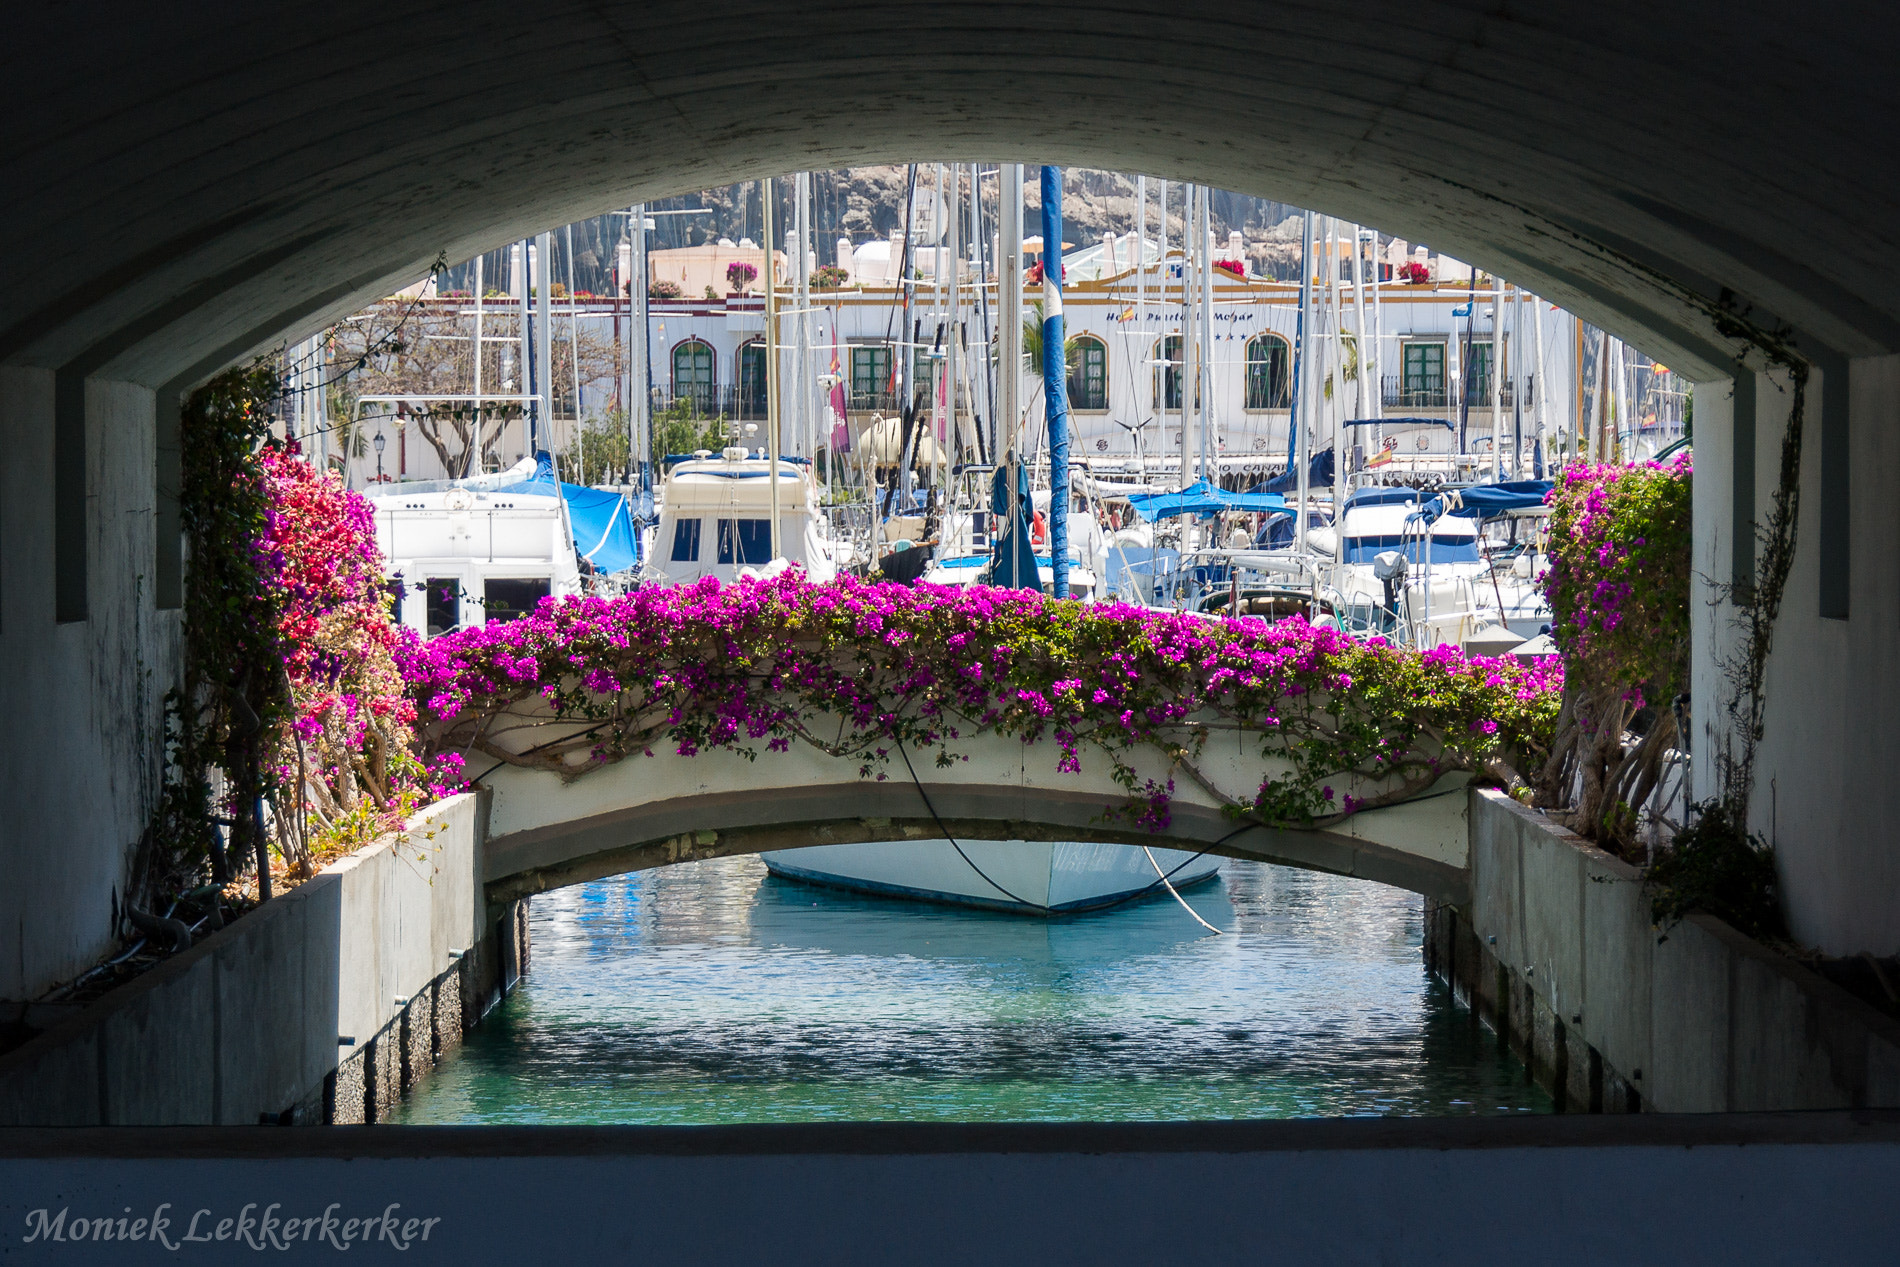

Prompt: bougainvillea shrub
[
  {"left": 258, "top": 448, "right": 458, "bottom": 860},
  {"left": 1535, "top": 453, "right": 1692, "bottom": 845},
  {"left": 402, "top": 574, "right": 1561, "bottom": 831},
  {"left": 1541, "top": 451, "right": 1693, "bottom": 705}
]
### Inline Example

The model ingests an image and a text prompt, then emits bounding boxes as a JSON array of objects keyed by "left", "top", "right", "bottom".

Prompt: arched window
[
  {"left": 1245, "top": 334, "right": 1291, "bottom": 410},
  {"left": 1067, "top": 335, "right": 1108, "bottom": 412},
  {"left": 737, "top": 340, "right": 767, "bottom": 418},
  {"left": 1152, "top": 335, "right": 1183, "bottom": 411},
  {"left": 672, "top": 339, "right": 715, "bottom": 413}
]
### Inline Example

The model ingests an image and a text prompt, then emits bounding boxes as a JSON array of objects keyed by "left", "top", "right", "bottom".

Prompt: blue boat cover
[
  {"left": 494, "top": 452, "right": 642, "bottom": 574},
  {"left": 986, "top": 462, "right": 1043, "bottom": 592},
  {"left": 1125, "top": 479, "right": 1286, "bottom": 522},
  {"left": 1254, "top": 450, "right": 1333, "bottom": 495},
  {"left": 1344, "top": 485, "right": 1429, "bottom": 510},
  {"left": 1408, "top": 480, "right": 1553, "bottom": 525}
]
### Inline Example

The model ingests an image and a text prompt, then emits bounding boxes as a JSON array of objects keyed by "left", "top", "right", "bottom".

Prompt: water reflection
[{"left": 394, "top": 855, "right": 1550, "bottom": 1125}]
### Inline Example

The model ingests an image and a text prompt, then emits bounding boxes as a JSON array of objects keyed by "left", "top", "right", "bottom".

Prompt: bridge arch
[{"left": 476, "top": 737, "right": 1475, "bottom": 909}]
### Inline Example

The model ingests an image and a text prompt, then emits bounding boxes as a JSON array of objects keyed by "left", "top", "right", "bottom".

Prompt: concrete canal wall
[
  {"left": 0, "top": 793, "right": 528, "bottom": 1126},
  {"left": 1431, "top": 790, "right": 1900, "bottom": 1112}
]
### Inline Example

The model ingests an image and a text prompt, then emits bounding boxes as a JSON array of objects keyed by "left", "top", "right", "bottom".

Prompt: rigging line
[
  {"left": 1143, "top": 845, "right": 1223, "bottom": 934},
  {"left": 895, "top": 736, "right": 1044, "bottom": 910}
]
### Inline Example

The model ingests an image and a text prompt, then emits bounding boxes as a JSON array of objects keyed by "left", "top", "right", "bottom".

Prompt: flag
[
  {"left": 828, "top": 309, "right": 850, "bottom": 452},
  {"left": 1367, "top": 446, "right": 1394, "bottom": 468}
]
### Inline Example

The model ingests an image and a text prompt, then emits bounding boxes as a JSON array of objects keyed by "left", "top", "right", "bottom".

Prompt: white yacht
[
  {"left": 643, "top": 448, "right": 840, "bottom": 586},
  {"left": 367, "top": 456, "right": 639, "bottom": 637},
  {"left": 761, "top": 839, "right": 1221, "bottom": 915},
  {"left": 1311, "top": 485, "right": 1548, "bottom": 649}
]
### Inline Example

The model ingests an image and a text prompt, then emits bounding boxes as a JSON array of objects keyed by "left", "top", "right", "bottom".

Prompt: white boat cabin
[
  {"left": 644, "top": 448, "right": 839, "bottom": 586},
  {"left": 367, "top": 466, "right": 585, "bottom": 638}
]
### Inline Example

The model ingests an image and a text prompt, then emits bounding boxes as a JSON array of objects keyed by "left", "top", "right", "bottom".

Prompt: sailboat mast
[
  {"left": 1370, "top": 229, "right": 1384, "bottom": 451},
  {"left": 1512, "top": 281, "right": 1525, "bottom": 477},
  {"left": 1293, "top": 210, "right": 1314, "bottom": 553},
  {"left": 1000, "top": 164, "right": 1024, "bottom": 542},
  {"left": 1351, "top": 225, "right": 1368, "bottom": 425},
  {"left": 470, "top": 253, "right": 484, "bottom": 478},
  {"left": 795, "top": 172, "right": 813, "bottom": 461},
  {"left": 535, "top": 232, "right": 553, "bottom": 458},
  {"left": 946, "top": 163, "right": 961, "bottom": 508},
  {"left": 1490, "top": 271, "right": 1505, "bottom": 482},
  {"left": 1198, "top": 188, "right": 1215, "bottom": 485},
  {"left": 1533, "top": 289, "right": 1549, "bottom": 471},
  {"left": 1326, "top": 217, "right": 1343, "bottom": 516},
  {"left": 1177, "top": 184, "right": 1193, "bottom": 490},
  {"left": 631, "top": 205, "right": 651, "bottom": 482},
  {"left": 763, "top": 175, "right": 782, "bottom": 562}
]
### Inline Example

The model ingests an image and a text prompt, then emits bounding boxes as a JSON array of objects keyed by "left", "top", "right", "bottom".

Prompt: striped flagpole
[{"left": 1041, "top": 165, "right": 1070, "bottom": 599}]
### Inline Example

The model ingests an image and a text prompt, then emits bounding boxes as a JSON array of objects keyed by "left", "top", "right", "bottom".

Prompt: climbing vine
[
  {"left": 401, "top": 574, "right": 1563, "bottom": 832},
  {"left": 138, "top": 365, "right": 292, "bottom": 904}
]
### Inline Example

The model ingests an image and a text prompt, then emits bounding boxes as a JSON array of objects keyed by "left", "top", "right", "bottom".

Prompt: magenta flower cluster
[
  {"left": 1541, "top": 452, "right": 1692, "bottom": 706},
  {"left": 402, "top": 573, "right": 1562, "bottom": 830}
]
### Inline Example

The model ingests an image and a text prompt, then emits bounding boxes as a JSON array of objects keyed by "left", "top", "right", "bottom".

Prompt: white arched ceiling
[{"left": 4, "top": 0, "right": 1897, "bottom": 390}]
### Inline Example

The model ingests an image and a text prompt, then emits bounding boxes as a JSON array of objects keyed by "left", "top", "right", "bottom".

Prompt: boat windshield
[{"left": 1342, "top": 534, "right": 1481, "bottom": 564}]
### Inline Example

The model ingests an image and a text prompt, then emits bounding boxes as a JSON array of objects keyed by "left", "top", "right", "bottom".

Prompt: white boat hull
[{"left": 760, "top": 840, "right": 1221, "bottom": 914}]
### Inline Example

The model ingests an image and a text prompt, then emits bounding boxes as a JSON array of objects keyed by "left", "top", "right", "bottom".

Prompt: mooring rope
[{"left": 1142, "top": 845, "right": 1224, "bottom": 934}]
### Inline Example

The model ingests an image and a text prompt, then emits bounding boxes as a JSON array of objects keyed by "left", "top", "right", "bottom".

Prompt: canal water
[{"left": 394, "top": 856, "right": 1551, "bottom": 1125}]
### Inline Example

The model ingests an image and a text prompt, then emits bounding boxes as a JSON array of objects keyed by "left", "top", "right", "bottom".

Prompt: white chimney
[
  {"left": 1228, "top": 230, "right": 1243, "bottom": 260},
  {"left": 836, "top": 236, "right": 852, "bottom": 269},
  {"left": 1103, "top": 231, "right": 1119, "bottom": 274}
]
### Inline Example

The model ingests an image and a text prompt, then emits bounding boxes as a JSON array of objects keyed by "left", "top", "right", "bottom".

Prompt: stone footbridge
[{"left": 476, "top": 720, "right": 1475, "bottom": 907}]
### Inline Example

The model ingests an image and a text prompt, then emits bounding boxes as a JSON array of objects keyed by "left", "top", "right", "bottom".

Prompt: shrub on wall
[
  {"left": 1535, "top": 453, "right": 1693, "bottom": 849},
  {"left": 141, "top": 368, "right": 453, "bottom": 915},
  {"left": 257, "top": 448, "right": 456, "bottom": 862}
]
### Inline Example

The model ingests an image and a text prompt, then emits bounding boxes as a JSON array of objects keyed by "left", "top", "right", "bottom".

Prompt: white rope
[{"left": 1143, "top": 846, "right": 1223, "bottom": 934}]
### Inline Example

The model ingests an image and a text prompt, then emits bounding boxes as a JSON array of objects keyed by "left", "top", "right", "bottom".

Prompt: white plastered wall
[
  {"left": 1694, "top": 358, "right": 1900, "bottom": 956},
  {"left": 0, "top": 369, "right": 180, "bottom": 999}
]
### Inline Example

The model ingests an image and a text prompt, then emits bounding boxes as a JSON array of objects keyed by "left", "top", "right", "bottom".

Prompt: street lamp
[{"left": 373, "top": 429, "right": 387, "bottom": 483}]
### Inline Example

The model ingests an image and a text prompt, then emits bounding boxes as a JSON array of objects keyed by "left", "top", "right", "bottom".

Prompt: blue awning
[
  {"left": 494, "top": 453, "right": 642, "bottom": 574},
  {"left": 1124, "top": 479, "right": 1286, "bottom": 522}
]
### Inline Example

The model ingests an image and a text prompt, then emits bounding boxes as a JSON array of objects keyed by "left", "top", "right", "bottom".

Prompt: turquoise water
[{"left": 394, "top": 855, "right": 1551, "bottom": 1124}]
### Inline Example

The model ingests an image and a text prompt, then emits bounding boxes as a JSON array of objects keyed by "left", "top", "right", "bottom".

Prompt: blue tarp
[
  {"left": 1124, "top": 479, "right": 1286, "bottom": 522},
  {"left": 1408, "top": 480, "right": 1553, "bottom": 526},
  {"left": 495, "top": 452, "right": 642, "bottom": 574},
  {"left": 1254, "top": 450, "right": 1333, "bottom": 495}
]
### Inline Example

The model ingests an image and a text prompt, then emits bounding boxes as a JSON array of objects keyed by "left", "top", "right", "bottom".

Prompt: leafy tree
[
  {"left": 324, "top": 299, "right": 621, "bottom": 477},
  {"left": 651, "top": 397, "right": 729, "bottom": 460},
  {"left": 557, "top": 410, "right": 634, "bottom": 486}
]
